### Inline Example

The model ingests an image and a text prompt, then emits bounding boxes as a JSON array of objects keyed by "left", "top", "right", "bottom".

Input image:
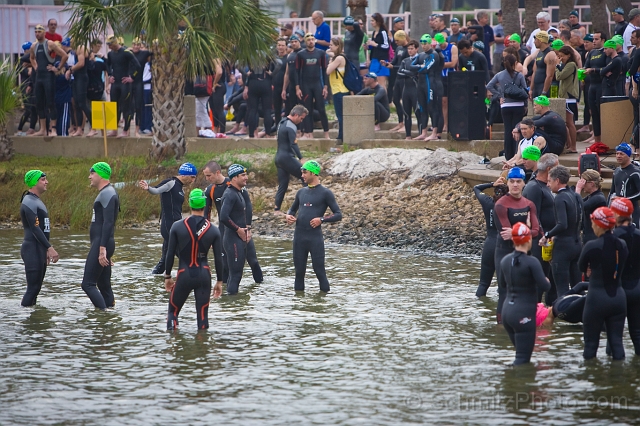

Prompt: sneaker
[
  {"left": 141, "top": 129, "right": 152, "bottom": 135},
  {"left": 151, "top": 262, "right": 165, "bottom": 275}
]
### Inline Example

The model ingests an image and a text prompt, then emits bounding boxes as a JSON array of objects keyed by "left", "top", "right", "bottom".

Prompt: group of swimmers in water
[
  {"left": 475, "top": 144, "right": 640, "bottom": 365},
  {"left": 18, "top": 158, "right": 341, "bottom": 331}
]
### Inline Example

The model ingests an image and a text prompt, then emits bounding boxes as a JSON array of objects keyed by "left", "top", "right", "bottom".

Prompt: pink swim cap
[{"left": 536, "top": 303, "right": 550, "bottom": 326}]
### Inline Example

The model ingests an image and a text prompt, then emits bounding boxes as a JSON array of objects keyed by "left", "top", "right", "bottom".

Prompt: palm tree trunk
[
  {"left": 501, "top": 0, "right": 520, "bottom": 37},
  {"left": 607, "top": 0, "right": 633, "bottom": 15},
  {"left": 410, "top": 0, "right": 432, "bottom": 41},
  {"left": 388, "top": 0, "right": 403, "bottom": 14},
  {"left": 300, "top": 0, "right": 314, "bottom": 17},
  {"left": 591, "top": 0, "right": 611, "bottom": 38},
  {"left": 348, "top": 0, "right": 368, "bottom": 22},
  {"left": 524, "top": 0, "right": 542, "bottom": 38},
  {"left": 150, "top": 38, "right": 187, "bottom": 159},
  {"left": 558, "top": 0, "right": 575, "bottom": 20},
  {"left": 0, "top": 128, "right": 15, "bottom": 161}
]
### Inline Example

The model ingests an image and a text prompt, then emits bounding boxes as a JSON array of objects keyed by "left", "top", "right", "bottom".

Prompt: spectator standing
[
  {"left": 45, "top": 18, "right": 62, "bottom": 43},
  {"left": 526, "top": 12, "right": 558, "bottom": 51},
  {"left": 476, "top": 11, "right": 494, "bottom": 70},
  {"left": 343, "top": 16, "right": 364, "bottom": 70},
  {"left": 613, "top": 7, "right": 628, "bottom": 38},
  {"left": 493, "top": 10, "right": 505, "bottom": 74},
  {"left": 327, "top": 37, "right": 350, "bottom": 143},
  {"left": 431, "top": 14, "right": 450, "bottom": 37},
  {"left": 531, "top": 31, "right": 556, "bottom": 99},
  {"left": 577, "top": 34, "right": 594, "bottom": 135},
  {"left": 383, "top": 30, "right": 409, "bottom": 132},
  {"left": 554, "top": 46, "right": 579, "bottom": 153},
  {"left": 130, "top": 39, "right": 152, "bottom": 138},
  {"left": 448, "top": 18, "right": 464, "bottom": 45},
  {"left": 367, "top": 12, "right": 391, "bottom": 89},
  {"left": 624, "top": 8, "right": 640, "bottom": 54},
  {"left": 575, "top": 170, "right": 606, "bottom": 244},
  {"left": 312, "top": 11, "right": 330, "bottom": 51},
  {"left": 457, "top": 39, "right": 490, "bottom": 83},
  {"left": 54, "top": 63, "right": 72, "bottom": 137}
]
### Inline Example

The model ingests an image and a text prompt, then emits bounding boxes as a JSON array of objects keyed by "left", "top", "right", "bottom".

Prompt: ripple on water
[{"left": 0, "top": 230, "right": 639, "bottom": 425}]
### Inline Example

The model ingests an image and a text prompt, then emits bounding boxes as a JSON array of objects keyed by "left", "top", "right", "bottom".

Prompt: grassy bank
[{"left": 0, "top": 148, "right": 312, "bottom": 230}]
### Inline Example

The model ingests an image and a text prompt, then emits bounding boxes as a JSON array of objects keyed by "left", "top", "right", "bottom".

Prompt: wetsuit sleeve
[
  {"left": 625, "top": 170, "right": 640, "bottom": 202},
  {"left": 473, "top": 183, "right": 495, "bottom": 211},
  {"left": 164, "top": 222, "right": 179, "bottom": 275},
  {"left": 528, "top": 200, "right": 540, "bottom": 237},
  {"left": 219, "top": 194, "right": 239, "bottom": 230},
  {"left": 148, "top": 178, "right": 175, "bottom": 195},
  {"left": 530, "top": 258, "right": 551, "bottom": 293},
  {"left": 289, "top": 127, "right": 303, "bottom": 159},
  {"left": 578, "top": 243, "right": 594, "bottom": 273},
  {"left": 567, "top": 281, "right": 589, "bottom": 294},
  {"left": 242, "top": 189, "right": 253, "bottom": 226},
  {"left": 127, "top": 50, "right": 140, "bottom": 78},
  {"left": 22, "top": 204, "right": 52, "bottom": 249},
  {"left": 204, "top": 184, "right": 214, "bottom": 221},
  {"left": 322, "top": 189, "right": 342, "bottom": 223},
  {"left": 547, "top": 195, "right": 568, "bottom": 237},
  {"left": 295, "top": 54, "right": 303, "bottom": 87},
  {"left": 211, "top": 229, "right": 223, "bottom": 282},
  {"left": 373, "top": 86, "right": 386, "bottom": 103},
  {"left": 106, "top": 52, "right": 113, "bottom": 75},
  {"left": 100, "top": 196, "right": 118, "bottom": 247},
  {"left": 629, "top": 50, "right": 640, "bottom": 76},
  {"left": 321, "top": 53, "right": 328, "bottom": 86},
  {"left": 287, "top": 191, "right": 301, "bottom": 216},
  {"left": 600, "top": 57, "right": 621, "bottom": 76},
  {"left": 494, "top": 201, "right": 509, "bottom": 231}
]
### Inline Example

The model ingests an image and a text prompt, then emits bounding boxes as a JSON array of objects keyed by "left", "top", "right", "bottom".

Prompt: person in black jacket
[{"left": 575, "top": 169, "right": 607, "bottom": 244}]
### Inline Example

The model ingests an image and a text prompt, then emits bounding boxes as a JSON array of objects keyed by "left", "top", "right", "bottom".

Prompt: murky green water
[{"left": 1, "top": 229, "right": 639, "bottom": 425}]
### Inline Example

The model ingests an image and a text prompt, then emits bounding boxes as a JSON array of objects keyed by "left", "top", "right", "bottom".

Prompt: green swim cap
[
  {"left": 533, "top": 95, "right": 550, "bottom": 107},
  {"left": 551, "top": 39, "right": 564, "bottom": 50},
  {"left": 420, "top": 34, "right": 432, "bottom": 44},
  {"left": 189, "top": 188, "right": 206, "bottom": 209},
  {"left": 301, "top": 160, "right": 321, "bottom": 176},
  {"left": 434, "top": 33, "right": 446, "bottom": 44},
  {"left": 24, "top": 169, "right": 45, "bottom": 188},
  {"left": 91, "top": 162, "right": 112, "bottom": 180},
  {"left": 522, "top": 145, "right": 542, "bottom": 161},
  {"left": 508, "top": 33, "right": 521, "bottom": 44},
  {"left": 612, "top": 35, "right": 624, "bottom": 46},
  {"left": 603, "top": 40, "right": 617, "bottom": 49}
]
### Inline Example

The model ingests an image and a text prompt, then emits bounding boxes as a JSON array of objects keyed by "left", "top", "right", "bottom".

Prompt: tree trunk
[
  {"left": 347, "top": 0, "right": 368, "bottom": 22},
  {"left": 558, "top": 0, "right": 575, "bottom": 20},
  {"left": 591, "top": 0, "right": 610, "bottom": 38},
  {"left": 150, "top": 38, "right": 188, "bottom": 160},
  {"left": 501, "top": 0, "right": 520, "bottom": 38},
  {"left": 442, "top": 0, "right": 453, "bottom": 11},
  {"left": 388, "top": 0, "right": 403, "bottom": 14},
  {"left": 524, "top": 0, "right": 542, "bottom": 39},
  {"left": 607, "top": 0, "right": 633, "bottom": 16},
  {"left": 0, "top": 130, "right": 15, "bottom": 161},
  {"left": 410, "top": 0, "right": 432, "bottom": 40},
  {"left": 300, "top": 0, "right": 315, "bottom": 18}
]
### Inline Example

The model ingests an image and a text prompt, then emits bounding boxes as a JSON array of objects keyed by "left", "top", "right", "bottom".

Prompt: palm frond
[
  {"left": 64, "top": 0, "right": 123, "bottom": 48},
  {"left": 0, "top": 59, "right": 23, "bottom": 131}
]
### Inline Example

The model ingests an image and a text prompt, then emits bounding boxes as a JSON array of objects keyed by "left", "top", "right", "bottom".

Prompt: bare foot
[
  {"left": 583, "top": 135, "right": 595, "bottom": 144},
  {"left": 425, "top": 134, "right": 439, "bottom": 141},
  {"left": 33, "top": 130, "right": 46, "bottom": 137},
  {"left": 26, "top": 129, "right": 36, "bottom": 135},
  {"left": 107, "top": 130, "right": 118, "bottom": 137},
  {"left": 405, "top": 136, "right": 412, "bottom": 140},
  {"left": 117, "top": 131, "right": 129, "bottom": 138},
  {"left": 413, "top": 134, "right": 427, "bottom": 140},
  {"left": 135, "top": 132, "right": 142, "bottom": 138},
  {"left": 71, "top": 130, "right": 83, "bottom": 137},
  {"left": 48, "top": 130, "right": 57, "bottom": 137},
  {"left": 374, "top": 125, "right": 381, "bottom": 131},
  {"left": 86, "top": 130, "right": 98, "bottom": 137},
  {"left": 577, "top": 125, "right": 591, "bottom": 133},
  {"left": 390, "top": 123, "right": 404, "bottom": 132},
  {"left": 323, "top": 132, "right": 330, "bottom": 139},
  {"left": 257, "top": 131, "right": 266, "bottom": 138}
]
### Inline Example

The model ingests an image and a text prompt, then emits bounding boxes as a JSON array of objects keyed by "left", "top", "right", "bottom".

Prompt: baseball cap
[
  {"left": 569, "top": 10, "right": 579, "bottom": 17},
  {"left": 393, "top": 16, "right": 404, "bottom": 23},
  {"left": 364, "top": 72, "right": 378, "bottom": 79},
  {"left": 451, "top": 18, "right": 460, "bottom": 24},
  {"left": 343, "top": 16, "right": 355, "bottom": 26},
  {"left": 281, "top": 23, "right": 293, "bottom": 30},
  {"left": 583, "top": 34, "right": 594, "bottom": 42},
  {"left": 535, "top": 31, "right": 550, "bottom": 43},
  {"left": 496, "top": 9, "right": 502, "bottom": 16},
  {"left": 613, "top": 7, "right": 625, "bottom": 15}
]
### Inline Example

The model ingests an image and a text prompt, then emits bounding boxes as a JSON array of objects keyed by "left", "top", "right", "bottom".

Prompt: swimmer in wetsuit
[
  {"left": 473, "top": 177, "right": 508, "bottom": 297},
  {"left": 274, "top": 104, "right": 307, "bottom": 215},
  {"left": 493, "top": 167, "right": 541, "bottom": 323},
  {"left": 138, "top": 163, "right": 197, "bottom": 275},
  {"left": 20, "top": 170, "right": 59, "bottom": 306},
  {"left": 609, "top": 143, "right": 640, "bottom": 227},
  {"left": 219, "top": 164, "right": 264, "bottom": 295},
  {"left": 499, "top": 223, "right": 550, "bottom": 365},
  {"left": 580, "top": 207, "right": 629, "bottom": 360},
  {"left": 105, "top": 35, "right": 140, "bottom": 137},
  {"left": 203, "top": 161, "right": 262, "bottom": 285},
  {"left": 163, "top": 189, "right": 223, "bottom": 330},
  {"left": 82, "top": 162, "right": 120, "bottom": 310},
  {"left": 536, "top": 281, "right": 589, "bottom": 327},
  {"left": 611, "top": 197, "right": 640, "bottom": 355},
  {"left": 286, "top": 161, "right": 342, "bottom": 292}
]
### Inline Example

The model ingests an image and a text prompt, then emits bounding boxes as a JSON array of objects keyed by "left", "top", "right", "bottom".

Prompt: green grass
[{"left": 0, "top": 148, "right": 311, "bottom": 229}]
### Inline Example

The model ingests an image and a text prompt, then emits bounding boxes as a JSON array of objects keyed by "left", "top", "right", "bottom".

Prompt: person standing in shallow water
[
  {"left": 82, "top": 162, "right": 119, "bottom": 310},
  {"left": 20, "top": 170, "right": 59, "bottom": 306},
  {"left": 286, "top": 161, "right": 342, "bottom": 292}
]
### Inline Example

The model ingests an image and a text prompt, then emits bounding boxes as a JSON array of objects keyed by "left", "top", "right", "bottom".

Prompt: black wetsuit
[
  {"left": 356, "top": 84, "right": 390, "bottom": 124},
  {"left": 33, "top": 40, "right": 57, "bottom": 126},
  {"left": 132, "top": 50, "right": 152, "bottom": 128},
  {"left": 533, "top": 47, "right": 551, "bottom": 98},
  {"left": 546, "top": 188, "right": 583, "bottom": 300},
  {"left": 18, "top": 55, "right": 37, "bottom": 132},
  {"left": 473, "top": 183, "right": 498, "bottom": 297},
  {"left": 532, "top": 111, "right": 566, "bottom": 155},
  {"left": 246, "top": 63, "right": 275, "bottom": 137},
  {"left": 613, "top": 224, "right": 640, "bottom": 355},
  {"left": 71, "top": 51, "right": 91, "bottom": 127},
  {"left": 585, "top": 48, "right": 607, "bottom": 137},
  {"left": 20, "top": 192, "right": 52, "bottom": 306},
  {"left": 275, "top": 117, "right": 304, "bottom": 211},
  {"left": 287, "top": 185, "right": 342, "bottom": 291},
  {"left": 609, "top": 163, "right": 640, "bottom": 227},
  {"left": 148, "top": 177, "right": 184, "bottom": 272},
  {"left": 552, "top": 281, "right": 588, "bottom": 323},
  {"left": 499, "top": 251, "right": 550, "bottom": 365},
  {"left": 82, "top": 184, "right": 119, "bottom": 310},
  {"left": 398, "top": 54, "right": 418, "bottom": 138},
  {"left": 458, "top": 51, "right": 490, "bottom": 83},
  {"left": 296, "top": 48, "right": 329, "bottom": 134},
  {"left": 164, "top": 215, "right": 223, "bottom": 330},
  {"left": 107, "top": 47, "right": 139, "bottom": 132},
  {"left": 284, "top": 48, "right": 302, "bottom": 116},
  {"left": 411, "top": 49, "right": 440, "bottom": 132},
  {"left": 493, "top": 194, "right": 540, "bottom": 322},
  {"left": 343, "top": 23, "right": 364, "bottom": 68},
  {"left": 226, "top": 86, "right": 247, "bottom": 125},
  {"left": 272, "top": 55, "right": 287, "bottom": 128},
  {"left": 601, "top": 55, "right": 622, "bottom": 96},
  {"left": 579, "top": 231, "right": 628, "bottom": 360},
  {"left": 219, "top": 185, "right": 263, "bottom": 295},
  {"left": 523, "top": 177, "right": 556, "bottom": 302},
  {"left": 582, "top": 190, "right": 607, "bottom": 243},
  {"left": 616, "top": 52, "right": 628, "bottom": 96},
  {"left": 87, "top": 56, "right": 107, "bottom": 101},
  {"left": 390, "top": 43, "right": 409, "bottom": 124}
]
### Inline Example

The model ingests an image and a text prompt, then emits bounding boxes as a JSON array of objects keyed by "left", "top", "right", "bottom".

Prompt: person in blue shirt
[{"left": 312, "top": 11, "right": 331, "bottom": 51}]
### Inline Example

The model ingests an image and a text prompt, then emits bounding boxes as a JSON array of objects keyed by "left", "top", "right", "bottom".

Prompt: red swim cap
[
  {"left": 610, "top": 197, "right": 634, "bottom": 217},
  {"left": 591, "top": 206, "right": 616, "bottom": 229},
  {"left": 512, "top": 222, "right": 531, "bottom": 245}
]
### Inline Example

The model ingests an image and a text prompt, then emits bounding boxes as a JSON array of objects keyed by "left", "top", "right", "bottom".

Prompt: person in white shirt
[
  {"left": 623, "top": 8, "right": 640, "bottom": 54},
  {"left": 526, "top": 11, "right": 558, "bottom": 51}
]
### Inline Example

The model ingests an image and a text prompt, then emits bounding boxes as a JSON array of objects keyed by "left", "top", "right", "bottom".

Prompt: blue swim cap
[
  {"left": 507, "top": 167, "right": 526, "bottom": 180},
  {"left": 22, "top": 41, "right": 32, "bottom": 51},
  {"left": 616, "top": 143, "right": 633, "bottom": 157},
  {"left": 178, "top": 162, "right": 197, "bottom": 176},
  {"left": 61, "top": 37, "right": 71, "bottom": 47}
]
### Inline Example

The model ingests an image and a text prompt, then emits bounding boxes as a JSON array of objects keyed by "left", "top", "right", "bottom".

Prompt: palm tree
[
  {"left": 0, "top": 59, "right": 22, "bottom": 161},
  {"left": 65, "top": 0, "right": 278, "bottom": 159}
]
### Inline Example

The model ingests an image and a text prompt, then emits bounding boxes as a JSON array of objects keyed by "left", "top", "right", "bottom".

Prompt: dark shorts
[{"left": 566, "top": 101, "right": 578, "bottom": 122}]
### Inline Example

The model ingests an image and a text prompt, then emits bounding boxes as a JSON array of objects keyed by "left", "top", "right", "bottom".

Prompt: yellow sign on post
[{"left": 92, "top": 101, "right": 118, "bottom": 158}]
